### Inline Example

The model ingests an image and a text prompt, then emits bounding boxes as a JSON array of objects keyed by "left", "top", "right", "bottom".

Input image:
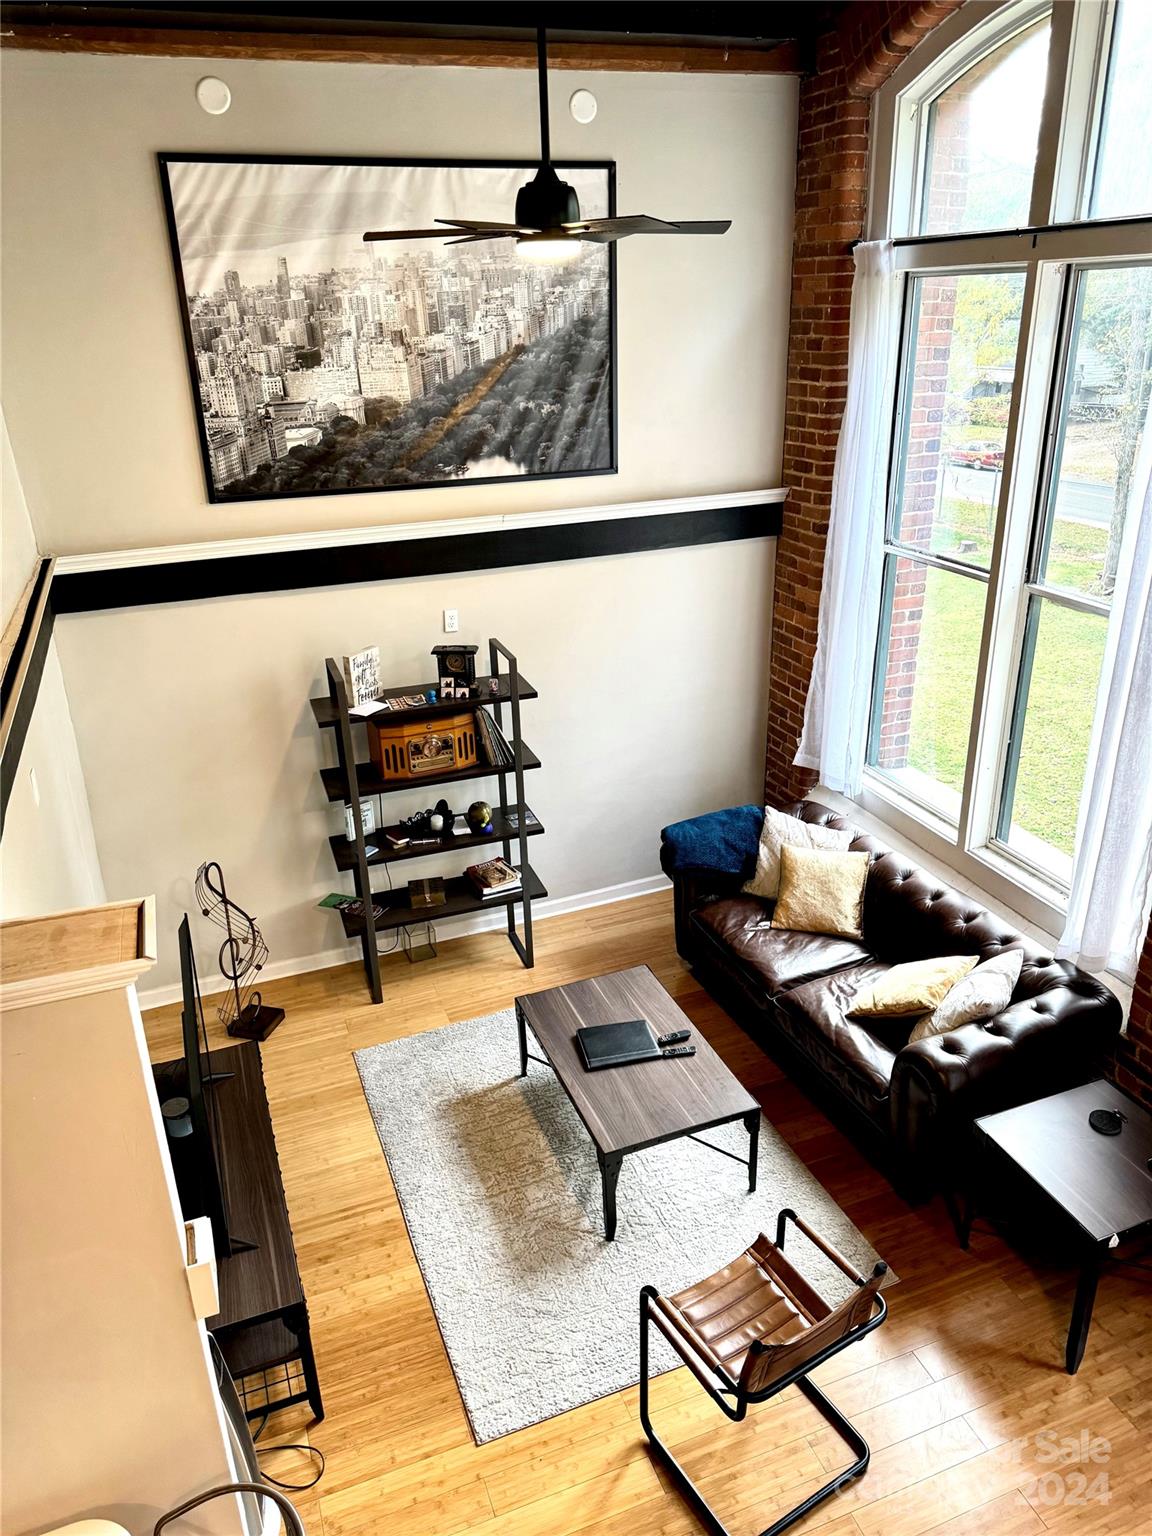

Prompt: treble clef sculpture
[{"left": 196, "top": 861, "right": 285, "bottom": 1041}]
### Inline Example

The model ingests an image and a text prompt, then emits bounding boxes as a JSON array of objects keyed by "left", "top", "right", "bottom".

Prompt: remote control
[
  {"left": 657, "top": 1030, "right": 691, "bottom": 1047},
  {"left": 662, "top": 1045, "right": 696, "bottom": 1058}
]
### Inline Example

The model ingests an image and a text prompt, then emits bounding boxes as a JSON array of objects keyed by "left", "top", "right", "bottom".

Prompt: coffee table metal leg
[
  {"left": 745, "top": 1109, "right": 760, "bottom": 1194},
  {"left": 516, "top": 1001, "right": 528, "bottom": 1078},
  {"left": 1066, "top": 1247, "right": 1103, "bottom": 1374},
  {"left": 599, "top": 1151, "right": 623, "bottom": 1241}
]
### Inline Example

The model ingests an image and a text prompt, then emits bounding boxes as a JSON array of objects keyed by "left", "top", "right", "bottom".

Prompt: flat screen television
[{"left": 175, "top": 913, "right": 236, "bottom": 1258}]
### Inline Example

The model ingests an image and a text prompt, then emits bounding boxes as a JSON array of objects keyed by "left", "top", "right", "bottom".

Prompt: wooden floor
[{"left": 143, "top": 892, "right": 1152, "bottom": 1536}]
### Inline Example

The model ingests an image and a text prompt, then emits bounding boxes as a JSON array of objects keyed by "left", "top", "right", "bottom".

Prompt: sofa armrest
[
  {"left": 659, "top": 806, "right": 766, "bottom": 962},
  {"left": 663, "top": 866, "right": 746, "bottom": 962},
  {"left": 889, "top": 959, "right": 1123, "bottom": 1174}
]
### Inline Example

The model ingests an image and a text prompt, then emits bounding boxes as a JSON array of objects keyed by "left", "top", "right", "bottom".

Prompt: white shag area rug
[{"left": 354, "top": 1007, "right": 891, "bottom": 1444}]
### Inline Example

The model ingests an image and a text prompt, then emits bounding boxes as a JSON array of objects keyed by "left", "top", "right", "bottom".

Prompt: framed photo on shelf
[{"left": 157, "top": 154, "right": 618, "bottom": 505}]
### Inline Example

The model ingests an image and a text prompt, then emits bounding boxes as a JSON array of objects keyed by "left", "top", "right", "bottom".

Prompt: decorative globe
[{"left": 466, "top": 800, "right": 494, "bottom": 835}]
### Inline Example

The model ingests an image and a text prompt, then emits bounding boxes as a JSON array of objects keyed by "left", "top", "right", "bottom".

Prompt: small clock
[{"left": 432, "top": 643, "right": 478, "bottom": 696}]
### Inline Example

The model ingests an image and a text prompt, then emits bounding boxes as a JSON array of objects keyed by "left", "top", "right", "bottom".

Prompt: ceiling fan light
[{"left": 516, "top": 234, "right": 582, "bottom": 264}]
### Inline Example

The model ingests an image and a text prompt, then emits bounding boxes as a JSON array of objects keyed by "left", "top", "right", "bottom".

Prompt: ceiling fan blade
[
  {"left": 363, "top": 228, "right": 460, "bottom": 242},
  {"left": 436, "top": 219, "right": 533, "bottom": 232},
  {"left": 567, "top": 214, "right": 733, "bottom": 242},
  {"left": 443, "top": 232, "right": 525, "bottom": 245}
]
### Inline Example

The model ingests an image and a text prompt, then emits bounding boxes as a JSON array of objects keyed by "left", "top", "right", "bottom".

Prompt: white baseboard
[{"left": 137, "top": 873, "right": 669, "bottom": 1011}]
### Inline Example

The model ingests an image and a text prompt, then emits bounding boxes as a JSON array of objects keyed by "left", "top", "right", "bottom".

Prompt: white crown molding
[
  {"left": 55, "top": 488, "right": 786, "bottom": 575},
  {"left": 136, "top": 872, "right": 669, "bottom": 1011}
]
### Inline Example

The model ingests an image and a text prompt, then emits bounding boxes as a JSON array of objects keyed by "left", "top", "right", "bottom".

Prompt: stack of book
[
  {"left": 465, "top": 856, "right": 522, "bottom": 899},
  {"left": 474, "top": 706, "right": 516, "bottom": 768}
]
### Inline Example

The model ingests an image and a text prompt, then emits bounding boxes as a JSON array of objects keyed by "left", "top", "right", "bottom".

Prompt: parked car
[{"left": 948, "top": 440, "right": 1005, "bottom": 470}]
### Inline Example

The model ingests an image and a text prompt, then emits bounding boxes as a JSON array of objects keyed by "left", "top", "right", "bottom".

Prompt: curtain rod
[{"left": 850, "top": 211, "right": 1152, "bottom": 251}]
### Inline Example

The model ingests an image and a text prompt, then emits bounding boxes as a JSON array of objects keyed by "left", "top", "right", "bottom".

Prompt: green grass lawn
[{"left": 901, "top": 504, "right": 1107, "bottom": 859}]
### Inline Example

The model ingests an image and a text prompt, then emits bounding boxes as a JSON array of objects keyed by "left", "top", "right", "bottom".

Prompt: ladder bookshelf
[{"left": 311, "top": 637, "right": 545, "bottom": 1003}]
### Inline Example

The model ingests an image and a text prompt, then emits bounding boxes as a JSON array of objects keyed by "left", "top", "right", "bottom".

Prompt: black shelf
[
  {"left": 329, "top": 806, "right": 544, "bottom": 870},
  {"left": 317, "top": 639, "right": 539, "bottom": 1004},
  {"left": 320, "top": 744, "right": 541, "bottom": 802},
  {"left": 336, "top": 863, "right": 548, "bottom": 936},
  {"left": 310, "top": 672, "right": 537, "bottom": 728}
]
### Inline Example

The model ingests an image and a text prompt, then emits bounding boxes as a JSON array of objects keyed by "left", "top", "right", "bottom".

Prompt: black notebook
[{"left": 575, "top": 1018, "right": 660, "bottom": 1071}]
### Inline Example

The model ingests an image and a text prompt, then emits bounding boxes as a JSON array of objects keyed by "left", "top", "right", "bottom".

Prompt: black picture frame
[{"left": 156, "top": 153, "right": 618, "bottom": 505}]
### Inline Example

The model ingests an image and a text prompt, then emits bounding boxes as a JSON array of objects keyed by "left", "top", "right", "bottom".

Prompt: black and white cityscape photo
[{"left": 159, "top": 157, "right": 615, "bottom": 503}]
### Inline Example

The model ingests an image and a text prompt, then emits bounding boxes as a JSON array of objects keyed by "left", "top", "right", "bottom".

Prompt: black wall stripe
[
  {"left": 1, "top": 559, "right": 56, "bottom": 822},
  {"left": 51, "top": 502, "right": 781, "bottom": 615}
]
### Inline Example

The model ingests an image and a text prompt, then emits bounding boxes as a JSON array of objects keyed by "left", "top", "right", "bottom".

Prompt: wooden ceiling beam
[{"left": 0, "top": 24, "right": 802, "bottom": 73}]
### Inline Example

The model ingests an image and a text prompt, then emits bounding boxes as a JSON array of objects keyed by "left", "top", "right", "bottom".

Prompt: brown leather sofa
[{"left": 660, "top": 800, "right": 1123, "bottom": 1197}]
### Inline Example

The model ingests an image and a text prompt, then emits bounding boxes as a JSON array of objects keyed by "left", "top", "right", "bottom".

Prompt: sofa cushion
[
  {"left": 772, "top": 846, "right": 870, "bottom": 940},
  {"left": 742, "top": 805, "right": 853, "bottom": 899},
  {"left": 774, "top": 962, "right": 904, "bottom": 1109},
  {"left": 691, "top": 896, "right": 873, "bottom": 996}
]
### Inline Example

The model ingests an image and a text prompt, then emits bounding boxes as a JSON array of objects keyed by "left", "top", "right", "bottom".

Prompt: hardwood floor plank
[
  {"left": 920, "top": 1489, "right": 1043, "bottom": 1536},
  {"left": 140, "top": 892, "right": 1151, "bottom": 1536}
]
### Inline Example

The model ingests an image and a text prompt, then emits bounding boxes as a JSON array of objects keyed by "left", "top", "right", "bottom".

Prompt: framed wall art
[{"left": 157, "top": 154, "right": 617, "bottom": 504}]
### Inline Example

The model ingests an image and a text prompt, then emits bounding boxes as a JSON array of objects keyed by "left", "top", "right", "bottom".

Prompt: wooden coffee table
[{"left": 515, "top": 965, "right": 760, "bottom": 1240}]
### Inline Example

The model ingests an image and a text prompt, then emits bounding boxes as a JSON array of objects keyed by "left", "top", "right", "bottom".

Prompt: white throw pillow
[
  {"left": 743, "top": 806, "right": 853, "bottom": 900},
  {"left": 909, "top": 948, "right": 1024, "bottom": 1043}
]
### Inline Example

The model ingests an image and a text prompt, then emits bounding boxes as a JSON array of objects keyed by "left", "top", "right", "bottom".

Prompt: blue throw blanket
[{"left": 660, "top": 804, "right": 764, "bottom": 876}]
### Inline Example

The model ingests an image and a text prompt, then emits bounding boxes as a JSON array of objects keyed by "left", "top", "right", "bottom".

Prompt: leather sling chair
[{"left": 639, "top": 1208, "right": 889, "bottom": 1536}]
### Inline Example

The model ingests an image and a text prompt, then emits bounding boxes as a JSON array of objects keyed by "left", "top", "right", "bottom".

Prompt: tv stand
[{"left": 154, "top": 1040, "right": 322, "bottom": 1421}]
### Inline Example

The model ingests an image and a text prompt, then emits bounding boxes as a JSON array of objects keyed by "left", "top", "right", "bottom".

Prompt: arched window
[{"left": 861, "top": 0, "right": 1152, "bottom": 930}]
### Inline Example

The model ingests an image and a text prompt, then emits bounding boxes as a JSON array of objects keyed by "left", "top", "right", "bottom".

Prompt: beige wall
[
  {"left": 0, "top": 640, "right": 106, "bottom": 918},
  {"left": 1, "top": 975, "right": 242, "bottom": 1535},
  {"left": 2, "top": 49, "right": 793, "bottom": 995},
  {"left": 0, "top": 51, "right": 796, "bottom": 554},
  {"left": 0, "top": 407, "right": 105, "bottom": 917},
  {"left": 56, "top": 534, "right": 774, "bottom": 998},
  {"left": 1, "top": 411, "right": 38, "bottom": 628}
]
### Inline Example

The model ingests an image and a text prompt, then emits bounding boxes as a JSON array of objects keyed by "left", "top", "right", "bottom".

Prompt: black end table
[{"left": 961, "top": 1079, "right": 1152, "bottom": 1373}]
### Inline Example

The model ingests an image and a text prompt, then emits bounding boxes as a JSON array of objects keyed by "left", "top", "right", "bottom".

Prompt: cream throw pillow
[
  {"left": 771, "top": 845, "right": 870, "bottom": 941},
  {"left": 849, "top": 954, "right": 979, "bottom": 1020},
  {"left": 743, "top": 806, "right": 853, "bottom": 900},
  {"left": 909, "top": 948, "right": 1024, "bottom": 1043}
]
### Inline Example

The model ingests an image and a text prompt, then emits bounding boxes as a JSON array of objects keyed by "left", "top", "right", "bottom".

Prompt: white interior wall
[
  {"left": 1, "top": 411, "right": 38, "bottom": 627},
  {"left": 0, "top": 407, "right": 105, "bottom": 916},
  {"left": 0, "top": 52, "right": 796, "bottom": 553},
  {"left": 56, "top": 534, "right": 774, "bottom": 999},
  {"left": 1, "top": 49, "right": 795, "bottom": 994}
]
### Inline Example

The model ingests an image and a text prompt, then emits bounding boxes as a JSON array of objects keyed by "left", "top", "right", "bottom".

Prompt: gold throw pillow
[
  {"left": 771, "top": 845, "right": 870, "bottom": 941},
  {"left": 850, "top": 954, "right": 979, "bottom": 1020}
]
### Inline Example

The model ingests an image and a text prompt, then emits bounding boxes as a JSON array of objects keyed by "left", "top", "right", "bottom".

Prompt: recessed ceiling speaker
[
  {"left": 196, "top": 77, "right": 232, "bottom": 115},
  {"left": 570, "top": 89, "right": 598, "bottom": 124}
]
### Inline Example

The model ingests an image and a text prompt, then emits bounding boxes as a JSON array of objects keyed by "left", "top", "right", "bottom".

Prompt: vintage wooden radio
[{"left": 368, "top": 710, "right": 478, "bottom": 780}]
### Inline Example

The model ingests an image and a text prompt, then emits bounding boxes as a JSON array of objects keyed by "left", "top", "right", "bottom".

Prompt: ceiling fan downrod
[{"left": 514, "top": 27, "right": 581, "bottom": 236}]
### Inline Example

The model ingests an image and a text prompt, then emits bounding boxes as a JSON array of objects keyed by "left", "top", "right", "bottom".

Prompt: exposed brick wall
[
  {"left": 1113, "top": 916, "right": 1152, "bottom": 1110},
  {"left": 763, "top": 0, "right": 1152, "bottom": 1104},
  {"left": 764, "top": 0, "right": 965, "bottom": 809}
]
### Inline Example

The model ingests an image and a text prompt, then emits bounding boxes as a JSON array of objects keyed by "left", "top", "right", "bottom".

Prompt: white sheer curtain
[
  {"left": 794, "top": 241, "right": 901, "bottom": 794},
  {"left": 1056, "top": 396, "right": 1152, "bottom": 981}
]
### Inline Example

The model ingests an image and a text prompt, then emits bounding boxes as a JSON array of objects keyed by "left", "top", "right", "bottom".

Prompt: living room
[{"left": 1, "top": 3, "right": 1150, "bottom": 1535}]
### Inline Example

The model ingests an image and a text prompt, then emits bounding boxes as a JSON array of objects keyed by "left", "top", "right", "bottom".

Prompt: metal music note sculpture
[{"left": 196, "top": 861, "right": 285, "bottom": 1041}]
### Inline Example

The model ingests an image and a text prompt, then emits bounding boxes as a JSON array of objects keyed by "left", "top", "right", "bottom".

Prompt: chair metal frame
[{"left": 639, "top": 1207, "right": 888, "bottom": 1536}]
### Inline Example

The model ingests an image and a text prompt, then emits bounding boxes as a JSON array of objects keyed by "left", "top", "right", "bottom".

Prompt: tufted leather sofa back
[{"left": 777, "top": 800, "right": 1115, "bottom": 1018}]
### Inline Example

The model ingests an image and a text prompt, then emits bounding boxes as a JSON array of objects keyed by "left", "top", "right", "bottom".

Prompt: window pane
[
  {"left": 892, "top": 272, "right": 1025, "bottom": 566},
  {"left": 869, "top": 558, "right": 987, "bottom": 820},
  {"left": 998, "top": 599, "right": 1107, "bottom": 877},
  {"left": 1091, "top": 0, "right": 1152, "bottom": 219},
  {"left": 1038, "top": 266, "right": 1152, "bottom": 598},
  {"left": 919, "top": 17, "right": 1050, "bottom": 236}
]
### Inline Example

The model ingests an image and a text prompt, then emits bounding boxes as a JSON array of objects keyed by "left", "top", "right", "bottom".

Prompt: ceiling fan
[{"left": 363, "top": 25, "right": 732, "bottom": 262}]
